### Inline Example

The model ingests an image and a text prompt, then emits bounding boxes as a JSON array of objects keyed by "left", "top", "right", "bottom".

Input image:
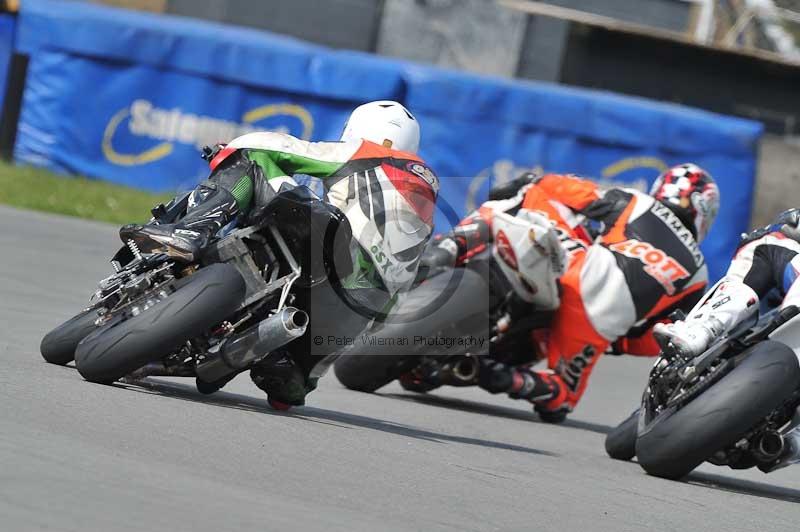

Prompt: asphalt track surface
[{"left": 2, "top": 204, "right": 800, "bottom": 532}]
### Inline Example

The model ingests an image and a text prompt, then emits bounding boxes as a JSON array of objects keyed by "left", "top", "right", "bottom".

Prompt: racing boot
[
  {"left": 119, "top": 183, "right": 239, "bottom": 263},
  {"left": 478, "top": 359, "right": 569, "bottom": 423},
  {"left": 250, "top": 351, "right": 315, "bottom": 409},
  {"left": 509, "top": 369, "right": 570, "bottom": 423}
]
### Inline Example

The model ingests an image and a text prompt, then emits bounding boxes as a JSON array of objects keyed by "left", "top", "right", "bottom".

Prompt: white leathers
[
  {"left": 490, "top": 209, "right": 566, "bottom": 309},
  {"left": 340, "top": 101, "right": 420, "bottom": 154},
  {"left": 226, "top": 132, "right": 436, "bottom": 295},
  {"left": 654, "top": 230, "right": 800, "bottom": 357},
  {"left": 327, "top": 168, "right": 433, "bottom": 294}
]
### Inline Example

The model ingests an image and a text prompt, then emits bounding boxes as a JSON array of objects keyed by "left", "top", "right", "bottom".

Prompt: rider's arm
[
  {"left": 426, "top": 181, "right": 533, "bottom": 268},
  {"left": 531, "top": 174, "right": 602, "bottom": 213},
  {"left": 226, "top": 132, "right": 353, "bottom": 181},
  {"left": 425, "top": 214, "right": 492, "bottom": 268}
]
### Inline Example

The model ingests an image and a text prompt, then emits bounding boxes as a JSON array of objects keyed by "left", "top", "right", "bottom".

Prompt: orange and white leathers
[{"left": 459, "top": 174, "right": 709, "bottom": 412}]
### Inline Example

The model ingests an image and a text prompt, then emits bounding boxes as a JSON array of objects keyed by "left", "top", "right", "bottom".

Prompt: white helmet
[{"left": 340, "top": 100, "right": 420, "bottom": 154}]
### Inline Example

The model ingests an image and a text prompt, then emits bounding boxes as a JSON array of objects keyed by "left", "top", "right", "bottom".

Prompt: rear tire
[
  {"left": 605, "top": 409, "right": 639, "bottom": 461},
  {"left": 40, "top": 309, "right": 100, "bottom": 365},
  {"left": 636, "top": 340, "right": 800, "bottom": 480},
  {"left": 334, "top": 354, "right": 420, "bottom": 393},
  {"left": 334, "top": 266, "right": 492, "bottom": 393},
  {"left": 75, "top": 263, "right": 246, "bottom": 384}
]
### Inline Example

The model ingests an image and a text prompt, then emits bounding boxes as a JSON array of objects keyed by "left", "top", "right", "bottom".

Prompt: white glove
[{"left": 653, "top": 320, "right": 718, "bottom": 357}]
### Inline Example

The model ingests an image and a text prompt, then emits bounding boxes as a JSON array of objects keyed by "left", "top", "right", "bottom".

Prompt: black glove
[
  {"left": 421, "top": 241, "right": 458, "bottom": 269},
  {"left": 778, "top": 208, "right": 800, "bottom": 241},
  {"left": 488, "top": 172, "right": 540, "bottom": 201},
  {"left": 413, "top": 240, "right": 458, "bottom": 286}
]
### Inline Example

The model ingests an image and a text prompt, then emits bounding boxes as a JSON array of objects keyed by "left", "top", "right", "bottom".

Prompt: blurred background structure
[
  {"left": 83, "top": 0, "right": 799, "bottom": 227},
  {"left": 0, "top": 0, "right": 795, "bottom": 277},
  {"left": 75, "top": 0, "right": 800, "bottom": 139}
]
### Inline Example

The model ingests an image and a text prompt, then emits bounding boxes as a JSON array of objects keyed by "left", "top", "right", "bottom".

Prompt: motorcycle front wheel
[
  {"left": 40, "top": 308, "right": 102, "bottom": 366},
  {"left": 604, "top": 409, "right": 639, "bottom": 461}
]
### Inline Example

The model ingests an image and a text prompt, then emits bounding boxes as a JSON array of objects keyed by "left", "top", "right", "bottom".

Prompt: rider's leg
[
  {"left": 120, "top": 153, "right": 254, "bottom": 262},
  {"left": 477, "top": 250, "right": 612, "bottom": 422},
  {"left": 251, "top": 278, "right": 388, "bottom": 406},
  {"left": 533, "top": 248, "right": 623, "bottom": 417}
]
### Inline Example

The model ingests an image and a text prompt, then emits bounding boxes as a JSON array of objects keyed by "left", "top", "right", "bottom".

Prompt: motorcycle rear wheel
[
  {"left": 334, "top": 354, "right": 420, "bottom": 393},
  {"left": 636, "top": 340, "right": 800, "bottom": 480},
  {"left": 75, "top": 263, "right": 245, "bottom": 384},
  {"left": 334, "top": 267, "right": 492, "bottom": 393}
]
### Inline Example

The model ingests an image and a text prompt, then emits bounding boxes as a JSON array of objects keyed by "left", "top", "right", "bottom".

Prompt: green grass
[{"left": 0, "top": 161, "right": 172, "bottom": 225}]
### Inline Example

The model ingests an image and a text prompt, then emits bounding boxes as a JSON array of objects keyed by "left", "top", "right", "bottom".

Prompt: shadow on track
[
  {"left": 686, "top": 471, "right": 800, "bottom": 504},
  {"left": 115, "top": 378, "right": 557, "bottom": 458},
  {"left": 380, "top": 391, "right": 613, "bottom": 435}
]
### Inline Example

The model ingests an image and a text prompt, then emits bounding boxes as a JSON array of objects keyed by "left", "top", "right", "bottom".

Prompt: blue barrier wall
[
  {"left": 0, "top": 12, "right": 16, "bottom": 113},
  {"left": 14, "top": 0, "right": 763, "bottom": 281}
]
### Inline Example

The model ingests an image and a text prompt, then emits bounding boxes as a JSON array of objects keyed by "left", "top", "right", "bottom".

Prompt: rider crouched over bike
[
  {"left": 430, "top": 164, "right": 718, "bottom": 422},
  {"left": 655, "top": 208, "right": 800, "bottom": 471},
  {"left": 120, "top": 101, "right": 439, "bottom": 408}
]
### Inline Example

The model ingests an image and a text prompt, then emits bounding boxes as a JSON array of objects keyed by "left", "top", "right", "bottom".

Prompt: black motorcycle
[
  {"left": 605, "top": 306, "right": 800, "bottom": 479},
  {"left": 40, "top": 185, "right": 355, "bottom": 400}
]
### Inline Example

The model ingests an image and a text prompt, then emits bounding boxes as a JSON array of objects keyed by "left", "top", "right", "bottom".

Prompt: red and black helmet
[{"left": 650, "top": 163, "right": 720, "bottom": 243}]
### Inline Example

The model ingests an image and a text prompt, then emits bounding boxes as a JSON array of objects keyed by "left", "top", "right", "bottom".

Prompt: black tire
[
  {"left": 75, "top": 263, "right": 246, "bottom": 384},
  {"left": 333, "top": 267, "right": 492, "bottom": 393},
  {"left": 605, "top": 409, "right": 639, "bottom": 461},
  {"left": 40, "top": 308, "right": 101, "bottom": 365},
  {"left": 636, "top": 340, "right": 800, "bottom": 480},
  {"left": 334, "top": 353, "right": 420, "bottom": 393}
]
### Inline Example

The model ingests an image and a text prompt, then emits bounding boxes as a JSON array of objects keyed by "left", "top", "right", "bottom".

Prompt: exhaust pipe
[
  {"left": 755, "top": 430, "right": 785, "bottom": 462},
  {"left": 195, "top": 307, "right": 309, "bottom": 384},
  {"left": 452, "top": 355, "right": 479, "bottom": 383},
  {"left": 759, "top": 426, "right": 800, "bottom": 472},
  {"left": 434, "top": 355, "right": 479, "bottom": 386}
]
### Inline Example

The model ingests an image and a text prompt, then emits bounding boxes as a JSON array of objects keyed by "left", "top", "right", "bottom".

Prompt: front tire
[
  {"left": 75, "top": 263, "right": 246, "bottom": 384},
  {"left": 40, "top": 308, "right": 101, "bottom": 365},
  {"left": 605, "top": 409, "right": 639, "bottom": 461},
  {"left": 636, "top": 340, "right": 800, "bottom": 480}
]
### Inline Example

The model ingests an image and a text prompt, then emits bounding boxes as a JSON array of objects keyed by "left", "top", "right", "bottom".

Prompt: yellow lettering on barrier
[
  {"left": 102, "top": 101, "right": 315, "bottom": 167},
  {"left": 242, "top": 103, "right": 314, "bottom": 140},
  {"left": 102, "top": 108, "right": 174, "bottom": 166},
  {"left": 602, "top": 156, "right": 668, "bottom": 179}
]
